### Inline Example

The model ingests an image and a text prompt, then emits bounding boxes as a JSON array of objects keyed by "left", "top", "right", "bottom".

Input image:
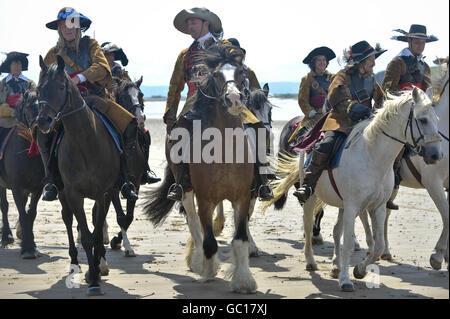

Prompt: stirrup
[
  {"left": 120, "top": 182, "right": 138, "bottom": 200},
  {"left": 293, "top": 186, "right": 313, "bottom": 203},
  {"left": 258, "top": 185, "right": 274, "bottom": 201},
  {"left": 167, "top": 183, "right": 184, "bottom": 201}
]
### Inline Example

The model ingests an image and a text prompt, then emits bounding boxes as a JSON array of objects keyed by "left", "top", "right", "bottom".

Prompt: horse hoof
[
  {"left": 340, "top": 283, "right": 355, "bottom": 292},
  {"left": 100, "top": 267, "right": 109, "bottom": 276},
  {"left": 21, "top": 249, "right": 39, "bottom": 259},
  {"left": 381, "top": 253, "right": 393, "bottom": 261},
  {"left": 103, "top": 237, "right": 110, "bottom": 246},
  {"left": 430, "top": 254, "right": 443, "bottom": 270},
  {"left": 2, "top": 234, "right": 14, "bottom": 247},
  {"left": 110, "top": 237, "right": 121, "bottom": 250},
  {"left": 353, "top": 266, "right": 366, "bottom": 279},
  {"left": 87, "top": 286, "right": 104, "bottom": 296},
  {"left": 331, "top": 268, "right": 340, "bottom": 279},
  {"left": 249, "top": 249, "right": 259, "bottom": 257},
  {"left": 306, "top": 263, "right": 318, "bottom": 271},
  {"left": 125, "top": 250, "right": 136, "bottom": 257}
]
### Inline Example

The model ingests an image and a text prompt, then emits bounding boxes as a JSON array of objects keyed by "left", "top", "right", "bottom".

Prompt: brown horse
[
  {"left": 36, "top": 55, "right": 144, "bottom": 296},
  {"left": 143, "top": 44, "right": 257, "bottom": 293},
  {"left": 0, "top": 90, "right": 44, "bottom": 258}
]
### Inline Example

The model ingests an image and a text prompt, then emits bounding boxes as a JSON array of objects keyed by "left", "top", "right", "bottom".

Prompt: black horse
[{"left": 0, "top": 90, "right": 45, "bottom": 258}]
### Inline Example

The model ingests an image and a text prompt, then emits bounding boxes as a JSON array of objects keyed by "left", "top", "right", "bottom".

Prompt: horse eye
[{"left": 419, "top": 118, "right": 428, "bottom": 125}]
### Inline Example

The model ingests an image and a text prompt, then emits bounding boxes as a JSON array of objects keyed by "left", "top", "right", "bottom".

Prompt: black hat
[
  {"left": 346, "top": 41, "right": 386, "bottom": 65},
  {"left": 101, "top": 42, "right": 128, "bottom": 66},
  {"left": 0, "top": 51, "right": 29, "bottom": 73},
  {"left": 392, "top": 24, "right": 438, "bottom": 43},
  {"left": 303, "top": 46, "right": 336, "bottom": 64},
  {"left": 227, "top": 38, "right": 246, "bottom": 54},
  {"left": 46, "top": 7, "right": 92, "bottom": 32}
]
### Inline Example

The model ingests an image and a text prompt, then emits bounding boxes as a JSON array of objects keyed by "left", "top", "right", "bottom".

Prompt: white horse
[
  {"left": 361, "top": 66, "right": 449, "bottom": 269},
  {"left": 265, "top": 87, "right": 442, "bottom": 292}
]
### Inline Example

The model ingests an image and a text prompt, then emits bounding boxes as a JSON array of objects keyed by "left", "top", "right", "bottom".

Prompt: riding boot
[
  {"left": 166, "top": 116, "right": 193, "bottom": 201},
  {"left": 387, "top": 148, "right": 404, "bottom": 210},
  {"left": 36, "top": 132, "right": 59, "bottom": 201},
  {"left": 139, "top": 130, "right": 161, "bottom": 185},
  {"left": 120, "top": 121, "right": 139, "bottom": 201},
  {"left": 293, "top": 149, "right": 329, "bottom": 203}
]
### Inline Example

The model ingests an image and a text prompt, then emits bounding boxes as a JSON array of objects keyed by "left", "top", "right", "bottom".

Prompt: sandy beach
[{"left": 0, "top": 119, "right": 448, "bottom": 299}]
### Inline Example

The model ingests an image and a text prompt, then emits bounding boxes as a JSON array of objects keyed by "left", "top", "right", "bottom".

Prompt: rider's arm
[
  {"left": 164, "top": 49, "right": 187, "bottom": 124},
  {"left": 382, "top": 57, "right": 405, "bottom": 94},
  {"left": 81, "top": 38, "right": 113, "bottom": 88},
  {"left": 298, "top": 75, "right": 314, "bottom": 117}
]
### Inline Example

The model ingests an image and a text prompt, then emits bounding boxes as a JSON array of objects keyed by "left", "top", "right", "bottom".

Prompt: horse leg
[
  {"left": 197, "top": 200, "right": 219, "bottom": 281},
  {"left": 92, "top": 196, "right": 109, "bottom": 278},
  {"left": 0, "top": 187, "right": 14, "bottom": 247},
  {"left": 381, "top": 207, "right": 393, "bottom": 261},
  {"left": 121, "top": 195, "right": 137, "bottom": 257},
  {"left": 182, "top": 191, "right": 204, "bottom": 274},
  {"left": 331, "top": 208, "right": 344, "bottom": 279},
  {"left": 110, "top": 191, "right": 125, "bottom": 250},
  {"left": 213, "top": 201, "right": 225, "bottom": 237},
  {"left": 22, "top": 190, "right": 42, "bottom": 257},
  {"left": 230, "top": 198, "right": 257, "bottom": 294},
  {"left": 246, "top": 198, "right": 259, "bottom": 257},
  {"left": 11, "top": 188, "right": 36, "bottom": 259},
  {"left": 303, "top": 196, "right": 318, "bottom": 271},
  {"left": 359, "top": 210, "right": 374, "bottom": 256},
  {"left": 59, "top": 194, "right": 79, "bottom": 269},
  {"left": 102, "top": 192, "right": 111, "bottom": 245},
  {"left": 354, "top": 206, "right": 386, "bottom": 280},
  {"left": 339, "top": 206, "right": 357, "bottom": 292},
  {"left": 312, "top": 208, "right": 324, "bottom": 245},
  {"left": 425, "top": 182, "right": 449, "bottom": 270}
]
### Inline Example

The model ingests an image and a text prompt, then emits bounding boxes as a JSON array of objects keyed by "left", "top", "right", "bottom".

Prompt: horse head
[
  {"left": 15, "top": 90, "right": 40, "bottom": 129},
  {"left": 37, "top": 55, "right": 78, "bottom": 134},
  {"left": 407, "top": 87, "right": 443, "bottom": 164},
  {"left": 115, "top": 76, "right": 146, "bottom": 127},
  {"left": 247, "top": 83, "right": 272, "bottom": 128},
  {"left": 193, "top": 44, "right": 248, "bottom": 117}
]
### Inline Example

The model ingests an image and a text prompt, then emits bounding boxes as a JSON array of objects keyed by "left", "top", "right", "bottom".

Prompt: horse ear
[
  {"left": 135, "top": 76, "right": 143, "bottom": 88},
  {"left": 412, "top": 86, "right": 420, "bottom": 104},
  {"left": 39, "top": 55, "right": 48, "bottom": 73},
  {"left": 56, "top": 55, "right": 65, "bottom": 73},
  {"left": 425, "top": 87, "right": 434, "bottom": 102},
  {"left": 263, "top": 83, "right": 269, "bottom": 97}
]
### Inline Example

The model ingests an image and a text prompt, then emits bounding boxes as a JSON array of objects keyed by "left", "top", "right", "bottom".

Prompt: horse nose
[{"left": 225, "top": 92, "right": 241, "bottom": 106}]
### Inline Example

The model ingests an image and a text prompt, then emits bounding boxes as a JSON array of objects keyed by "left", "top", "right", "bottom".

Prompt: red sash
[
  {"left": 6, "top": 94, "right": 22, "bottom": 107},
  {"left": 309, "top": 94, "right": 326, "bottom": 109},
  {"left": 185, "top": 42, "right": 199, "bottom": 97},
  {"left": 400, "top": 83, "right": 424, "bottom": 91}
]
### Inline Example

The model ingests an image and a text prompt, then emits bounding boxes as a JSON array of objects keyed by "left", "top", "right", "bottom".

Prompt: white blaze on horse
[{"left": 264, "top": 87, "right": 442, "bottom": 292}]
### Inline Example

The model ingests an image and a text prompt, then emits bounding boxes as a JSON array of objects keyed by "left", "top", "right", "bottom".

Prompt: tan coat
[
  {"left": 382, "top": 56, "right": 431, "bottom": 93},
  {"left": 322, "top": 67, "right": 385, "bottom": 134},
  {"left": 0, "top": 77, "right": 36, "bottom": 128},
  {"left": 298, "top": 70, "right": 332, "bottom": 122}
]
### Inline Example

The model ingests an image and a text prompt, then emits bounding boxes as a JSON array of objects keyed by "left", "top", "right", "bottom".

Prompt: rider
[
  {"left": 0, "top": 52, "right": 36, "bottom": 128},
  {"left": 382, "top": 24, "right": 438, "bottom": 210},
  {"left": 298, "top": 46, "right": 336, "bottom": 124},
  {"left": 38, "top": 7, "right": 139, "bottom": 201},
  {"left": 101, "top": 41, "right": 161, "bottom": 185},
  {"left": 294, "top": 41, "right": 386, "bottom": 202},
  {"left": 227, "top": 38, "right": 261, "bottom": 90},
  {"left": 164, "top": 7, "right": 273, "bottom": 201}
]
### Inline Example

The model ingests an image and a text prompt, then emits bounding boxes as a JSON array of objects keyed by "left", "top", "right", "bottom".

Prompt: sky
[{"left": 0, "top": 0, "right": 448, "bottom": 86}]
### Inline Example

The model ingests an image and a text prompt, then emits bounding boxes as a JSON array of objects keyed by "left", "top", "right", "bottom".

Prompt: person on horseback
[
  {"left": 101, "top": 41, "right": 161, "bottom": 185},
  {"left": 227, "top": 38, "right": 261, "bottom": 90},
  {"left": 298, "top": 47, "right": 336, "bottom": 123},
  {"left": 38, "top": 7, "right": 139, "bottom": 201},
  {"left": 0, "top": 52, "right": 36, "bottom": 128},
  {"left": 164, "top": 7, "right": 273, "bottom": 201},
  {"left": 294, "top": 41, "right": 386, "bottom": 202},
  {"left": 382, "top": 24, "right": 439, "bottom": 210},
  {"left": 101, "top": 42, "right": 131, "bottom": 81}
]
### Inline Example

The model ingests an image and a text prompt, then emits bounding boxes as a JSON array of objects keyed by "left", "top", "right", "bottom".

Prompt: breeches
[{"left": 315, "top": 130, "right": 346, "bottom": 155}]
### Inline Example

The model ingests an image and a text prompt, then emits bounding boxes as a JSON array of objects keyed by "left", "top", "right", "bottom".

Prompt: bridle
[
  {"left": 382, "top": 103, "right": 442, "bottom": 156},
  {"left": 38, "top": 75, "right": 86, "bottom": 130}
]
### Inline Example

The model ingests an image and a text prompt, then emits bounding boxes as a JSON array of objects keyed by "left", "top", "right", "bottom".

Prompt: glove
[
  {"left": 348, "top": 103, "right": 372, "bottom": 122},
  {"left": 0, "top": 103, "right": 16, "bottom": 117},
  {"left": 308, "top": 109, "right": 317, "bottom": 118}
]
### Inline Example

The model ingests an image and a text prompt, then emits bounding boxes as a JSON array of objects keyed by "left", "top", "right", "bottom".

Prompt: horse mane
[
  {"left": 247, "top": 89, "right": 268, "bottom": 111},
  {"left": 354, "top": 90, "right": 432, "bottom": 144},
  {"left": 117, "top": 78, "right": 137, "bottom": 93},
  {"left": 431, "top": 62, "right": 449, "bottom": 102}
]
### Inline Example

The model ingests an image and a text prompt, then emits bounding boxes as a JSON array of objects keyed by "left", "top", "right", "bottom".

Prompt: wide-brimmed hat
[
  {"left": 303, "top": 46, "right": 336, "bottom": 65},
  {"left": 392, "top": 24, "right": 438, "bottom": 43},
  {"left": 227, "top": 38, "right": 246, "bottom": 54},
  {"left": 46, "top": 7, "right": 92, "bottom": 32},
  {"left": 173, "top": 7, "right": 222, "bottom": 35},
  {"left": 0, "top": 51, "right": 29, "bottom": 73},
  {"left": 101, "top": 42, "right": 128, "bottom": 66},
  {"left": 345, "top": 41, "right": 386, "bottom": 65}
]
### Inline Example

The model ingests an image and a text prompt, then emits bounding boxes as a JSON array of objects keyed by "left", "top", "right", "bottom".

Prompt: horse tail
[
  {"left": 142, "top": 164, "right": 176, "bottom": 226},
  {"left": 262, "top": 153, "right": 300, "bottom": 212}
]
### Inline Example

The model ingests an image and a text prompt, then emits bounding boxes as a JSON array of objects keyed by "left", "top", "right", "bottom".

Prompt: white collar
[
  {"left": 5, "top": 73, "right": 28, "bottom": 83},
  {"left": 397, "top": 47, "right": 425, "bottom": 63},
  {"left": 196, "top": 32, "right": 215, "bottom": 49}
]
